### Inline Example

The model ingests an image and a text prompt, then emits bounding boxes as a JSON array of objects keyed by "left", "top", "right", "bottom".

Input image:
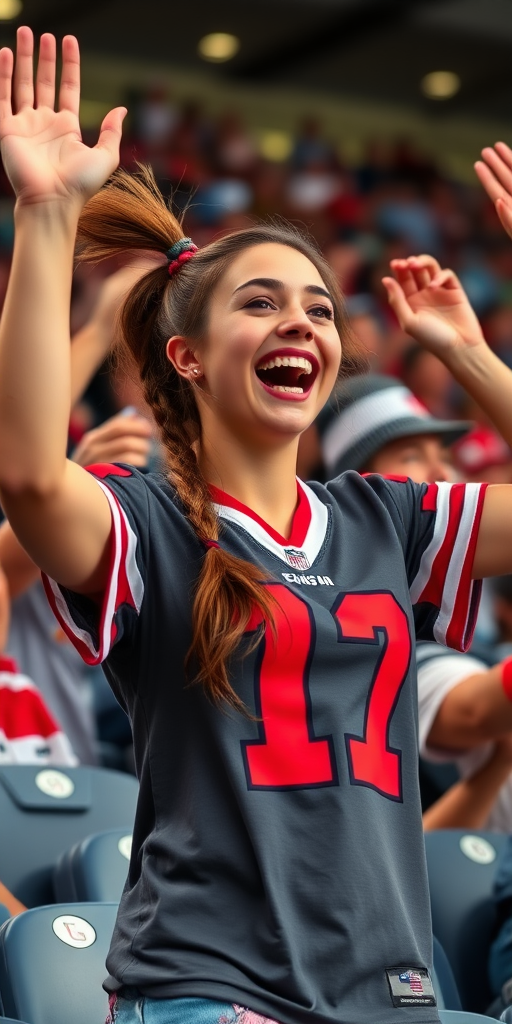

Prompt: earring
[{"left": 193, "top": 368, "right": 200, "bottom": 376}]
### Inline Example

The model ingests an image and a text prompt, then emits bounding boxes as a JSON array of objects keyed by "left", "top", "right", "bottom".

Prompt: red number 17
[{"left": 241, "top": 584, "right": 411, "bottom": 800}]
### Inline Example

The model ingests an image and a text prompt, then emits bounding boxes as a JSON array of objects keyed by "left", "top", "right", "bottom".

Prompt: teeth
[
  {"left": 257, "top": 355, "right": 313, "bottom": 374},
  {"left": 273, "top": 385, "right": 304, "bottom": 394}
]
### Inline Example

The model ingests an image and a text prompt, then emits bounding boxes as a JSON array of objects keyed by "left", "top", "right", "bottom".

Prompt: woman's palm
[{"left": 0, "top": 28, "right": 124, "bottom": 207}]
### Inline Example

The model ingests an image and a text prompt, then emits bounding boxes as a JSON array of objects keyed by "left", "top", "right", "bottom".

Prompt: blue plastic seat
[
  {"left": 433, "top": 935, "right": 463, "bottom": 1010},
  {"left": 425, "top": 830, "right": 508, "bottom": 1013},
  {"left": 439, "top": 1013, "right": 503, "bottom": 1024},
  {"left": 0, "top": 901, "right": 118, "bottom": 1024},
  {"left": 0, "top": 765, "right": 137, "bottom": 906},
  {"left": 53, "top": 827, "right": 132, "bottom": 903}
]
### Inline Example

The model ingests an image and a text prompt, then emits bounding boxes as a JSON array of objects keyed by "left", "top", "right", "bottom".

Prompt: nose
[
  {"left": 275, "top": 306, "right": 314, "bottom": 342},
  {"left": 430, "top": 458, "right": 452, "bottom": 483}
]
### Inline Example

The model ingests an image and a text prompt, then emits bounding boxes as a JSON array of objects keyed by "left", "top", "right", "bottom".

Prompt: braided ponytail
[{"left": 77, "top": 166, "right": 363, "bottom": 712}]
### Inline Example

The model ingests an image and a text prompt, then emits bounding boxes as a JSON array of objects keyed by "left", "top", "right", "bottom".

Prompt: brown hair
[{"left": 77, "top": 166, "right": 366, "bottom": 712}]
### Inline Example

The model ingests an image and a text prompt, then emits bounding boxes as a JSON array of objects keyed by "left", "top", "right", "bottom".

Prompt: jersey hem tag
[{"left": 386, "top": 968, "right": 436, "bottom": 1007}]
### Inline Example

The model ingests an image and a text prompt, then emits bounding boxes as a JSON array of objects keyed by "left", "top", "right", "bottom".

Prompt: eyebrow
[{"left": 233, "top": 277, "right": 334, "bottom": 304}]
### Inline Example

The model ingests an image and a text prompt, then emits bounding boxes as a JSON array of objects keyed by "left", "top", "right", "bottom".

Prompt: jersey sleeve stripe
[
  {"left": 42, "top": 478, "right": 144, "bottom": 666},
  {"left": 436, "top": 482, "right": 487, "bottom": 651},
  {"left": 409, "top": 482, "right": 454, "bottom": 605}
]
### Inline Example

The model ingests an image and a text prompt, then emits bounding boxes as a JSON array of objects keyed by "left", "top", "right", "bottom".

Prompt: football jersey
[{"left": 43, "top": 467, "right": 487, "bottom": 1024}]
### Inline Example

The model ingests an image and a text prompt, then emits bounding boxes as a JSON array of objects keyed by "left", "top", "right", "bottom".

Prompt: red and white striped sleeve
[
  {"left": 42, "top": 465, "right": 145, "bottom": 666},
  {"left": 409, "top": 481, "right": 488, "bottom": 651}
]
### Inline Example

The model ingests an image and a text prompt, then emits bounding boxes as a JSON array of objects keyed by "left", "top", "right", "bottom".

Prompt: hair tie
[
  {"left": 204, "top": 539, "right": 220, "bottom": 550},
  {"left": 166, "top": 237, "right": 198, "bottom": 277}
]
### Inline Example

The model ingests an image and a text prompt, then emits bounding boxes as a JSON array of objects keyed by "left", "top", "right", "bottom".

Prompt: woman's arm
[
  {"left": 382, "top": 256, "right": 512, "bottom": 579},
  {"left": 0, "top": 28, "right": 124, "bottom": 593},
  {"left": 423, "top": 736, "right": 512, "bottom": 831}
]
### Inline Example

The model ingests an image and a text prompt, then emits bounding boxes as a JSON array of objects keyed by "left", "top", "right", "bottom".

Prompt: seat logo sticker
[
  {"left": 459, "top": 834, "right": 496, "bottom": 864},
  {"left": 52, "top": 915, "right": 97, "bottom": 948},
  {"left": 35, "top": 769, "right": 75, "bottom": 799},
  {"left": 118, "top": 834, "right": 132, "bottom": 860}
]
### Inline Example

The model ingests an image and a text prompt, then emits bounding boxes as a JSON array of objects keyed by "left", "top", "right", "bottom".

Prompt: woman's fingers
[
  {"left": 388, "top": 260, "right": 417, "bottom": 298},
  {"left": 96, "top": 105, "right": 127, "bottom": 162},
  {"left": 0, "top": 47, "right": 13, "bottom": 124},
  {"left": 382, "top": 276, "right": 414, "bottom": 330},
  {"left": 58, "top": 34, "right": 80, "bottom": 118},
  {"left": 478, "top": 146, "right": 512, "bottom": 198},
  {"left": 496, "top": 197, "right": 512, "bottom": 240},
  {"left": 389, "top": 255, "right": 440, "bottom": 296},
  {"left": 35, "top": 33, "right": 56, "bottom": 110},
  {"left": 430, "top": 268, "right": 461, "bottom": 290},
  {"left": 474, "top": 160, "right": 505, "bottom": 204},
  {"left": 13, "top": 26, "right": 34, "bottom": 112}
]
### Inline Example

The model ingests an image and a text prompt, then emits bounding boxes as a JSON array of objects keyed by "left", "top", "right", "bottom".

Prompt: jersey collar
[{"left": 209, "top": 480, "right": 328, "bottom": 570}]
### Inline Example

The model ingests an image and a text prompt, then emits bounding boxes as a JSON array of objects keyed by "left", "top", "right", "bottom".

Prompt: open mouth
[{"left": 255, "top": 352, "right": 319, "bottom": 395}]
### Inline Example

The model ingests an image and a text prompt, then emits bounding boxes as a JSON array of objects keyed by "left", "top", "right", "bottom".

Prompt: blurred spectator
[
  {"left": 0, "top": 560, "right": 77, "bottom": 767},
  {"left": 400, "top": 343, "right": 456, "bottom": 420},
  {"left": 453, "top": 426, "right": 512, "bottom": 484},
  {"left": 212, "top": 112, "right": 258, "bottom": 177},
  {"left": 290, "top": 116, "right": 337, "bottom": 171},
  {"left": 132, "top": 83, "right": 180, "bottom": 155}
]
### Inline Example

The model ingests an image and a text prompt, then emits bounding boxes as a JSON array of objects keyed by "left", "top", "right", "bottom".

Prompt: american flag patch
[
  {"left": 399, "top": 971, "right": 423, "bottom": 993},
  {"left": 284, "top": 548, "right": 310, "bottom": 570},
  {"left": 386, "top": 968, "right": 436, "bottom": 1008}
]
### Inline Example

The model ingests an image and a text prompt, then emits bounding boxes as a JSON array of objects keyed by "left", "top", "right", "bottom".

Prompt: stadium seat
[
  {"left": 425, "top": 830, "right": 508, "bottom": 1013},
  {"left": 0, "top": 764, "right": 137, "bottom": 906},
  {"left": 439, "top": 1013, "right": 503, "bottom": 1024},
  {"left": 0, "top": 908, "right": 9, "bottom": 930},
  {"left": 53, "top": 827, "right": 132, "bottom": 903},
  {"left": 0, "top": 901, "right": 117, "bottom": 1024},
  {"left": 433, "top": 935, "right": 463, "bottom": 1010}
]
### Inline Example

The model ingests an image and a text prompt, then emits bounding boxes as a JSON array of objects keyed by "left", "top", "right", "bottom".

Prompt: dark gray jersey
[{"left": 43, "top": 466, "right": 487, "bottom": 1024}]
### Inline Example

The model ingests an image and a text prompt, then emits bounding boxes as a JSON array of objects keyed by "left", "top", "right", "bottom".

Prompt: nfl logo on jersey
[{"left": 284, "top": 548, "right": 310, "bottom": 570}]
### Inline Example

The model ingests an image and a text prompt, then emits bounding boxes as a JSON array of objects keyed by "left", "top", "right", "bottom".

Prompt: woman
[{"left": 1, "top": 26, "right": 512, "bottom": 1024}]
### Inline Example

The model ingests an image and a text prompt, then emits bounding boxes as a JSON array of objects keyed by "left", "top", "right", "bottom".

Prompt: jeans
[{"left": 106, "top": 989, "right": 284, "bottom": 1024}]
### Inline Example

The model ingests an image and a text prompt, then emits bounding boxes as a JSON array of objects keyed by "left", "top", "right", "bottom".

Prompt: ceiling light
[
  {"left": 259, "top": 130, "right": 293, "bottom": 163},
  {"left": 198, "top": 33, "right": 240, "bottom": 62},
  {"left": 421, "top": 70, "right": 461, "bottom": 100},
  {"left": 0, "top": 0, "right": 22, "bottom": 19}
]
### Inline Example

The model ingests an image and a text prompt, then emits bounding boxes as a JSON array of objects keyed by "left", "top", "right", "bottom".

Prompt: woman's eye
[
  {"left": 244, "top": 298, "right": 276, "bottom": 310},
  {"left": 309, "top": 305, "right": 333, "bottom": 320}
]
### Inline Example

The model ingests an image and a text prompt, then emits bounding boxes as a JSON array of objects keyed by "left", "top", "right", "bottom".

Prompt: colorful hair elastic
[
  {"left": 204, "top": 539, "right": 220, "bottom": 550},
  {"left": 166, "top": 237, "right": 198, "bottom": 277}
]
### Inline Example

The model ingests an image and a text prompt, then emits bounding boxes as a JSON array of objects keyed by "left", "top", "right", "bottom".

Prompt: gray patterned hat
[{"left": 319, "top": 374, "right": 472, "bottom": 476}]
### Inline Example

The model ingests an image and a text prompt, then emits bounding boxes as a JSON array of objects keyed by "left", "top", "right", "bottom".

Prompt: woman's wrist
[{"left": 14, "top": 193, "right": 83, "bottom": 230}]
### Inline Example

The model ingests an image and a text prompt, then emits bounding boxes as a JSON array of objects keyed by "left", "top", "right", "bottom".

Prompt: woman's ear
[{"left": 166, "top": 336, "right": 202, "bottom": 381}]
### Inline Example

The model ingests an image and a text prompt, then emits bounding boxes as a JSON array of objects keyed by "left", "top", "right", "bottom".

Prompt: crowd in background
[
  {"left": 2, "top": 84, "right": 512, "bottom": 779},
  {"left": 0, "top": 86, "right": 509, "bottom": 446}
]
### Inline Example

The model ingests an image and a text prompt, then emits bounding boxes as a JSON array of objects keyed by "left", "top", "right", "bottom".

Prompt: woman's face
[{"left": 169, "top": 242, "right": 342, "bottom": 449}]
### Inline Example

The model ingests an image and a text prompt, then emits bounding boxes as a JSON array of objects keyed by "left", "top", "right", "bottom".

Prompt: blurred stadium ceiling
[{"left": 4, "top": 0, "right": 512, "bottom": 121}]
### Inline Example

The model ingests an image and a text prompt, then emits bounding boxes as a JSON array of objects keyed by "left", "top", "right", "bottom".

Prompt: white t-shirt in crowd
[{"left": 417, "top": 643, "right": 512, "bottom": 833}]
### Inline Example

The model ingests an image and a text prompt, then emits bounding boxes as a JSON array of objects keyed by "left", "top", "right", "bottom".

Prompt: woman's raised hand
[
  {"left": 382, "top": 255, "right": 485, "bottom": 360},
  {"left": 0, "top": 27, "right": 126, "bottom": 208},
  {"left": 475, "top": 143, "right": 512, "bottom": 241}
]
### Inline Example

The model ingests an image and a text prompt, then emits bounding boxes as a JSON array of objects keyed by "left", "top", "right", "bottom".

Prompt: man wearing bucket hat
[
  {"left": 319, "top": 373, "right": 471, "bottom": 483},
  {"left": 317, "top": 374, "right": 512, "bottom": 831}
]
